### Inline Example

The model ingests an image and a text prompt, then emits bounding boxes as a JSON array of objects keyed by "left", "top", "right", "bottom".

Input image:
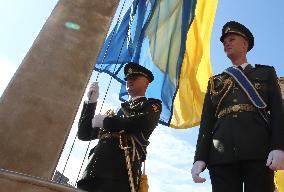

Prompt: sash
[{"left": 224, "top": 66, "right": 267, "bottom": 108}]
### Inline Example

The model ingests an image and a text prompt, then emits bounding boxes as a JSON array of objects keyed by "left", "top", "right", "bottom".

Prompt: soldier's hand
[
  {"left": 266, "top": 150, "right": 284, "bottom": 170},
  {"left": 92, "top": 114, "right": 107, "bottom": 128},
  {"left": 87, "top": 82, "right": 99, "bottom": 103},
  {"left": 191, "top": 161, "right": 206, "bottom": 183}
]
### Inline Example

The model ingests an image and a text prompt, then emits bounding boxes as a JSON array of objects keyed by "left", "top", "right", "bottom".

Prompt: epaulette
[
  {"left": 213, "top": 72, "right": 225, "bottom": 78},
  {"left": 213, "top": 72, "right": 229, "bottom": 79},
  {"left": 208, "top": 73, "right": 222, "bottom": 83},
  {"left": 148, "top": 98, "right": 162, "bottom": 104},
  {"left": 255, "top": 64, "right": 274, "bottom": 68},
  {"left": 209, "top": 72, "right": 228, "bottom": 83}
]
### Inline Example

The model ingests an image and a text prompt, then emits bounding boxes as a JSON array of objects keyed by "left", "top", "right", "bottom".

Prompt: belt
[
  {"left": 217, "top": 104, "right": 257, "bottom": 118},
  {"left": 99, "top": 132, "right": 121, "bottom": 140}
]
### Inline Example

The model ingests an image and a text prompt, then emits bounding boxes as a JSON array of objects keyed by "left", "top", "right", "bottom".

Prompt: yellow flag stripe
[
  {"left": 275, "top": 170, "right": 284, "bottom": 192},
  {"left": 170, "top": 0, "right": 218, "bottom": 128}
]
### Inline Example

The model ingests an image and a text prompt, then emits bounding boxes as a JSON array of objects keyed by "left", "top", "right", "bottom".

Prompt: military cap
[
  {"left": 124, "top": 62, "right": 154, "bottom": 82},
  {"left": 220, "top": 21, "right": 254, "bottom": 51}
]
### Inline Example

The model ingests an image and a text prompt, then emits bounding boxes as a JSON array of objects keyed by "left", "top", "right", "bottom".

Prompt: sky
[{"left": 1, "top": 0, "right": 284, "bottom": 191}]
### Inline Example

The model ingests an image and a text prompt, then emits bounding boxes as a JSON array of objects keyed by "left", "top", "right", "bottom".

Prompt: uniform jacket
[
  {"left": 194, "top": 64, "right": 284, "bottom": 165},
  {"left": 77, "top": 97, "right": 162, "bottom": 189}
]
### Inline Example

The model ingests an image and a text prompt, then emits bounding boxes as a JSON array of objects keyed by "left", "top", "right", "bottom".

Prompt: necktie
[{"left": 237, "top": 66, "right": 243, "bottom": 70}]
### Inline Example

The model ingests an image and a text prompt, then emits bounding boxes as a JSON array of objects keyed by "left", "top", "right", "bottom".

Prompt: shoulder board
[
  {"left": 213, "top": 73, "right": 223, "bottom": 78},
  {"left": 255, "top": 64, "right": 275, "bottom": 73},
  {"left": 255, "top": 64, "right": 274, "bottom": 68},
  {"left": 211, "top": 72, "right": 228, "bottom": 81},
  {"left": 213, "top": 72, "right": 228, "bottom": 79},
  {"left": 148, "top": 98, "right": 162, "bottom": 104}
]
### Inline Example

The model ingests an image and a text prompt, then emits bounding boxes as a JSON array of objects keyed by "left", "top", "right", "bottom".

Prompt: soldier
[
  {"left": 76, "top": 62, "right": 162, "bottom": 192},
  {"left": 191, "top": 21, "right": 284, "bottom": 192}
]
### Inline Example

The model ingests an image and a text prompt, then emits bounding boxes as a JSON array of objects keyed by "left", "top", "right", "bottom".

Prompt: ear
[
  {"left": 144, "top": 79, "right": 150, "bottom": 88},
  {"left": 243, "top": 38, "right": 249, "bottom": 51},
  {"left": 146, "top": 80, "right": 150, "bottom": 86}
]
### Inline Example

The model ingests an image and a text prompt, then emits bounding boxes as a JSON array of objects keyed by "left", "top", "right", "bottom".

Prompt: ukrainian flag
[
  {"left": 169, "top": 0, "right": 217, "bottom": 128},
  {"left": 95, "top": 0, "right": 218, "bottom": 128},
  {"left": 275, "top": 169, "right": 284, "bottom": 191}
]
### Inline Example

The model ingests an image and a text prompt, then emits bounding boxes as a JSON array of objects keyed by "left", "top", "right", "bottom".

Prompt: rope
[
  {"left": 56, "top": 132, "right": 78, "bottom": 184},
  {"left": 56, "top": 0, "right": 128, "bottom": 185},
  {"left": 75, "top": 7, "right": 131, "bottom": 185},
  {"left": 94, "top": 0, "right": 128, "bottom": 82},
  {"left": 119, "top": 133, "right": 136, "bottom": 192}
]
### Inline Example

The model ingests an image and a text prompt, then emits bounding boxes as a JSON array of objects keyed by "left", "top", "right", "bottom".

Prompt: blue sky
[{"left": 1, "top": 0, "right": 284, "bottom": 191}]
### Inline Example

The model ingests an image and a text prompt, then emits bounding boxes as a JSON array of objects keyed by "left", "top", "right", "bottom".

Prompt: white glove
[
  {"left": 87, "top": 82, "right": 99, "bottom": 103},
  {"left": 191, "top": 161, "right": 206, "bottom": 183},
  {"left": 266, "top": 150, "right": 284, "bottom": 170},
  {"left": 92, "top": 114, "right": 107, "bottom": 128}
]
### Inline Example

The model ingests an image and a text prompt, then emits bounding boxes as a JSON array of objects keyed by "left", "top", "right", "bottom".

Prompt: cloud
[
  {"left": 146, "top": 126, "right": 211, "bottom": 192},
  {"left": 0, "top": 55, "right": 18, "bottom": 96},
  {"left": 148, "top": 126, "right": 195, "bottom": 165}
]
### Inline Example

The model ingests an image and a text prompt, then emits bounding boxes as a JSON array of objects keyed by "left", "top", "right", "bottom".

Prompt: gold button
[
  {"left": 233, "top": 99, "right": 238, "bottom": 103},
  {"left": 233, "top": 114, "right": 238, "bottom": 118},
  {"left": 232, "top": 104, "right": 241, "bottom": 112}
]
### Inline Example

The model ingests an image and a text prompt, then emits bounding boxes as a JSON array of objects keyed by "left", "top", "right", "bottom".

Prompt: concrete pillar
[{"left": 0, "top": 0, "right": 119, "bottom": 181}]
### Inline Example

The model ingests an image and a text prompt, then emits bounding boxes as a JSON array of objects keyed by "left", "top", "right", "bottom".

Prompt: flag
[
  {"left": 275, "top": 170, "right": 284, "bottom": 192},
  {"left": 94, "top": 0, "right": 218, "bottom": 128},
  {"left": 170, "top": 0, "right": 218, "bottom": 128}
]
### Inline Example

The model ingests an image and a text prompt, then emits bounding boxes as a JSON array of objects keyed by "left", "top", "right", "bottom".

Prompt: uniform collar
[
  {"left": 129, "top": 96, "right": 146, "bottom": 102},
  {"left": 122, "top": 96, "right": 147, "bottom": 110},
  {"left": 235, "top": 63, "right": 254, "bottom": 74},
  {"left": 226, "top": 63, "right": 253, "bottom": 75},
  {"left": 237, "top": 62, "right": 249, "bottom": 70}
]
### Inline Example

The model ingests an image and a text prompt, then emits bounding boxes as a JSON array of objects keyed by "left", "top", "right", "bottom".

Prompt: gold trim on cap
[
  {"left": 225, "top": 30, "right": 247, "bottom": 38},
  {"left": 126, "top": 72, "right": 149, "bottom": 79}
]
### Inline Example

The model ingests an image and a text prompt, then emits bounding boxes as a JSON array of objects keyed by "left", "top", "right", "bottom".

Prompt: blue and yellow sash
[{"left": 224, "top": 66, "right": 267, "bottom": 108}]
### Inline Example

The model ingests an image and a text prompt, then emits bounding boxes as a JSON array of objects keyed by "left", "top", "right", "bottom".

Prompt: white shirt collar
[
  {"left": 238, "top": 62, "right": 249, "bottom": 70},
  {"left": 129, "top": 96, "right": 145, "bottom": 101}
]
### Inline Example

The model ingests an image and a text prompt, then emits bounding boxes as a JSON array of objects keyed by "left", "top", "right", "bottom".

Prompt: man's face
[
  {"left": 223, "top": 34, "right": 248, "bottom": 58},
  {"left": 126, "top": 75, "right": 149, "bottom": 96}
]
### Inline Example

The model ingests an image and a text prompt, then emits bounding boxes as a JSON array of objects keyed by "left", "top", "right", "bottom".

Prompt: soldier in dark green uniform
[
  {"left": 76, "top": 62, "right": 162, "bottom": 192},
  {"left": 191, "top": 21, "right": 284, "bottom": 192}
]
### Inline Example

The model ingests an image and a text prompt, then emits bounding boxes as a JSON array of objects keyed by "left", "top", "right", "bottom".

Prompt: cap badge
[{"left": 225, "top": 26, "right": 231, "bottom": 34}]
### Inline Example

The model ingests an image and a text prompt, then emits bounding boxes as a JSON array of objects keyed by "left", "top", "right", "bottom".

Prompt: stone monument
[{"left": 0, "top": 0, "right": 119, "bottom": 191}]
